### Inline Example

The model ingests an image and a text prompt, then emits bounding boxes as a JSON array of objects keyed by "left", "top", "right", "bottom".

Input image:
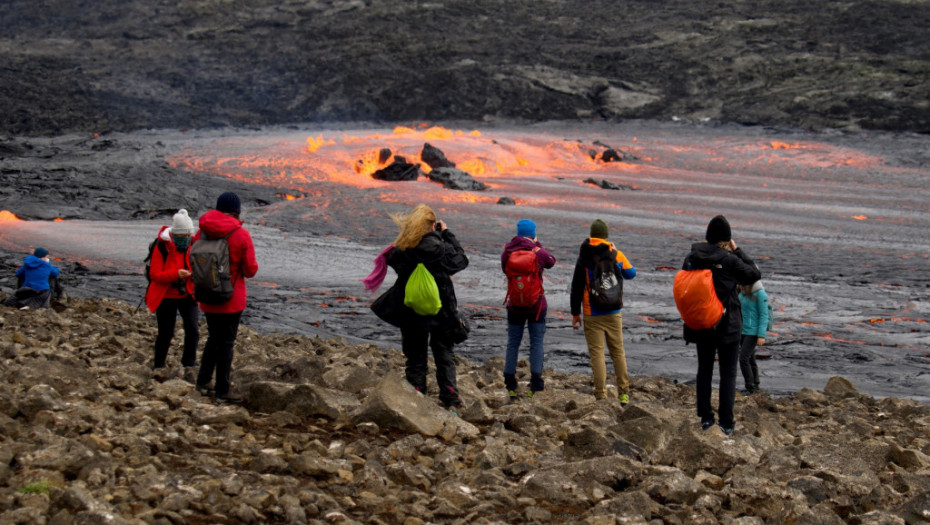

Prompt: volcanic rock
[
  {"left": 583, "top": 177, "right": 635, "bottom": 191},
  {"left": 0, "top": 296, "right": 928, "bottom": 523},
  {"left": 420, "top": 143, "right": 455, "bottom": 170},
  {"left": 427, "top": 167, "right": 488, "bottom": 191},
  {"left": 371, "top": 156, "right": 421, "bottom": 181}
]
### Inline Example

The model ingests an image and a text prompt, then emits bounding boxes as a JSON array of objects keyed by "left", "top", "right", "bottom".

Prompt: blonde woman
[{"left": 378, "top": 204, "right": 469, "bottom": 410}]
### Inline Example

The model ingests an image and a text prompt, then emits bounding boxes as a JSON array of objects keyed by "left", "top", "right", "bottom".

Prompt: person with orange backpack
[
  {"left": 679, "top": 215, "right": 761, "bottom": 435},
  {"left": 570, "top": 219, "right": 636, "bottom": 404},
  {"left": 501, "top": 219, "right": 556, "bottom": 399}
]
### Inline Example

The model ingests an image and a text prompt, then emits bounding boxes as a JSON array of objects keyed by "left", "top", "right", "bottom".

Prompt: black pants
[
  {"left": 197, "top": 311, "right": 242, "bottom": 397},
  {"left": 739, "top": 334, "right": 761, "bottom": 391},
  {"left": 696, "top": 339, "right": 739, "bottom": 428},
  {"left": 153, "top": 296, "right": 199, "bottom": 368},
  {"left": 400, "top": 323, "right": 461, "bottom": 407}
]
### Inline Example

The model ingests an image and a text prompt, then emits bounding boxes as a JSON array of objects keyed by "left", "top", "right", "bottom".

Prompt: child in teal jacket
[{"left": 738, "top": 281, "right": 769, "bottom": 394}]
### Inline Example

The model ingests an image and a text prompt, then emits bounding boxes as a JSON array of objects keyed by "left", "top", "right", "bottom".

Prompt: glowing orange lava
[
  {"left": 0, "top": 210, "right": 20, "bottom": 222},
  {"left": 852, "top": 215, "right": 868, "bottom": 221}
]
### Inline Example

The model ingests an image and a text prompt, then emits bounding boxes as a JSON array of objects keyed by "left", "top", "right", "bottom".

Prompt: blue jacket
[
  {"left": 16, "top": 255, "right": 60, "bottom": 292},
  {"left": 739, "top": 282, "right": 770, "bottom": 338}
]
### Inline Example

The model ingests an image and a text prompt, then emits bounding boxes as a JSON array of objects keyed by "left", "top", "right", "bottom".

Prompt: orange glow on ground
[
  {"left": 0, "top": 210, "right": 21, "bottom": 222},
  {"left": 306, "top": 135, "right": 335, "bottom": 153},
  {"left": 852, "top": 215, "right": 868, "bottom": 220}
]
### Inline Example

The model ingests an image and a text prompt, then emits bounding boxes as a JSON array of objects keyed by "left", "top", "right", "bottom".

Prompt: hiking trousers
[
  {"left": 583, "top": 312, "right": 629, "bottom": 399},
  {"left": 400, "top": 323, "right": 461, "bottom": 407},
  {"left": 197, "top": 311, "right": 242, "bottom": 397},
  {"left": 739, "top": 334, "right": 761, "bottom": 391},
  {"left": 154, "top": 296, "right": 199, "bottom": 368},
  {"left": 696, "top": 338, "right": 740, "bottom": 429}
]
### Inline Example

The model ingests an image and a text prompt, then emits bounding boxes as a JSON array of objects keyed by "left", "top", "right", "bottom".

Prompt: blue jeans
[{"left": 504, "top": 309, "right": 546, "bottom": 391}]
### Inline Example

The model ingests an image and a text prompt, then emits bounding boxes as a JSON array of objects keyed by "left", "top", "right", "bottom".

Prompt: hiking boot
[
  {"left": 216, "top": 393, "right": 243, "bottom": 404},
  {"left": 718, "top": 424, "right": 734, "bottom": 436},
  {"left": 619, "top": 393, "right": 630, "bottom": 406},
  {"left": 182, "top": 367, "right": 197, "bottom": 384},
  {"left": 508, "top": 390, "right": 519, "bottom": 402},
  {"left": 525, "top": 391, "right": 534, "bottom": 399},
  {"left": 701, "top": 418, "right": 715, "bottom": 431},
  {"left": 196, "top": 384, "right": 214, "bottom": 397}
]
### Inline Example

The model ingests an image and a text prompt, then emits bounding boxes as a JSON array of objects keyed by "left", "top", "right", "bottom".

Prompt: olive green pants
[{"left": 583, "top": 312, "right": 629, "bottom": 399}]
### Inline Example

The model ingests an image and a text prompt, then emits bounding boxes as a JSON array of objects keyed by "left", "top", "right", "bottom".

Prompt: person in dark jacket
[
  {"left": 501, "top": 219, "right": 556, "bottom": 399},
  {"left": 570, "top": 219, "right": 637, "bottom": 404},
  {"left": 682, "top": 215, "right": 761, "bottom": 435},
  {"left": 384, "top": 204, "right": 469, "bottom": 410},
  {"left": 145, "top": 209, "right": 199, "bottom": 373},
  {"left": 194, "top": 192, "right": 259, "bottom": 403},
  {"left": 5, "top": 247, "right": 61, "bottom": 309}
]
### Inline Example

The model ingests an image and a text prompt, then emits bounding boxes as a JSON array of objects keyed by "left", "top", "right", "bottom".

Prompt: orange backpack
[{"left": 673, "top": 269, "right": 724, "bottom": 330}]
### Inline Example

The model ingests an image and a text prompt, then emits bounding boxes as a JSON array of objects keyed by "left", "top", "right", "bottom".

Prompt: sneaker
[
  {"left": 182, "top": 367, "right": 197, "bottom": 383},
  {"left": 701, "top": 418, "right": 715, "bottom": 431},
  {"left": 448, "top": 407, "right": 460, "bottom": 417},
  {"left": 526, "top": 390, "right": 540, "bottom": 399},
  {"left": 718, "top": 424, "right": 734, "bottom": 436},
  {"left": 619, "top": 393, "right": 630, "bottom": 406},
  {"left": 216, "top": 393, "right": 243, "bottom": 404},
  {"left": 508, "top": 390, "right": 519, "bottom": 401},
  {"left": 740, "top": 388, "right": 757, "bottom": 396}
]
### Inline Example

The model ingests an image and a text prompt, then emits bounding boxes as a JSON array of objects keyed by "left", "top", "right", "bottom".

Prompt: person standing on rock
[
  {"left": 5, "top": 247, "right": 61, "bottom": 310},
  {"left": 738, "top": 280, "right": 770, "bottom": 395},
  {"left": 682, "top": 215, "right": 761, "bottom": 435},
  {"left": 145, "top": 209, "right": 199, "bottom": 375},
  {"left": 501, "top": 218, "right": 556, "bottom": 399},
  {"left": 379, "top": 204, "right": 469, "bottom": 412},
  {"left": 194, "top": 192, "right": 259, "bottom": 404},
  {"left": 570, "top": 219, "right": 636, "bottom": 405}
]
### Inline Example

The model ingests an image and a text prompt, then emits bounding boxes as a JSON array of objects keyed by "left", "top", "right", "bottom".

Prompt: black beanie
[
  {"left": 705, "top": 215, "right": 732, "bottom": 244},
  {"left": 216, "top": 192, "right": 241, "bottom": 215}
]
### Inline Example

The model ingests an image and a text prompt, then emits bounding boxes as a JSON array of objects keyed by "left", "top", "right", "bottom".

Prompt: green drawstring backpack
[{"left": 404, "top": 263, "right": 442, "bottom": 316}]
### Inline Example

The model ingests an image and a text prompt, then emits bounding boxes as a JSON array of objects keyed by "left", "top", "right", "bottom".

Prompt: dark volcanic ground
[
  {"left": 1, "top": 120, "right": 928, "bottom": 402},
  {"left": 2, "top": 0, "right": 930, "bottom": 135}
]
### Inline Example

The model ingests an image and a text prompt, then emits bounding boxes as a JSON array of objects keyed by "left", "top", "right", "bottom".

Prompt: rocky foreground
[{"left": 1, "top": 298, "right": 930, "bottom": 524}]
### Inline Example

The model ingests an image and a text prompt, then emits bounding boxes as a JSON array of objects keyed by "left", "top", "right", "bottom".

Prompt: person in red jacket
[
  {"left": 193, "top": 192, "right": 259, "bottom": 403},
  {"left": 144, "top": 209, "right": 199, "bottom": 372}
]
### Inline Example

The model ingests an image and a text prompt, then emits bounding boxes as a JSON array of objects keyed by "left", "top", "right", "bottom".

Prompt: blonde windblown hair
[{"left": 391, "top": 204, "right": 437, "bottom": 251}]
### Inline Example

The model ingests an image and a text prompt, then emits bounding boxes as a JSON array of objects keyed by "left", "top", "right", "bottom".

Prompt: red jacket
[
  {"left": 194, "top": 210, "right": 259, "bottom": 313},
  {"left": 145, "top": 225, "right": 195, "bottom": 313}
]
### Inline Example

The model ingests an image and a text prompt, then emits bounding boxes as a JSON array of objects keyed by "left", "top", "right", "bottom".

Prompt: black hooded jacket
[
  {"left": 681, "top": 242, "right": 761, "bottom": 344},
  {"left": 385, "top": 230, "right": 469, "bottom": 329}
]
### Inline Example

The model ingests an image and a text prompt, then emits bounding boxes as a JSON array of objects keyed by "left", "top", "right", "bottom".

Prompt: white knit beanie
[{"left": 171, "top": 209, "right": 195, "bottom": 235}]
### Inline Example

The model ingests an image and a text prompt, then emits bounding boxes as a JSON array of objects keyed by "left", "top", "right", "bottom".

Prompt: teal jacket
[{"left": 739, "top": 282, "right": 769, "bottom": 338}]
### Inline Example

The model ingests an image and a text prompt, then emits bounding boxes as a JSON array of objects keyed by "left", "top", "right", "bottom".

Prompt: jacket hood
[
  {"left": 686, "top": 242, "right": 729, "bottom": 268},
  {"left": 199, "top": 209, "right": 242, "bottom": 239},
  {"left": 159, "top": 225, "right": 172, "bottom": 242},
  {"left": 579, "top": 237, "right": 615, "bottom": 259},
  {"left": 504, "top": 236, "right": 538, "bottom": 253},
  {"left": 23, "top": 255, "right": 47, "bottom": 269},
  {"left": 751, "top": 280, "right": 764, "bottom": 293},
  {"left": 405, "top": 232, "right": 445, "bottom": 263}
]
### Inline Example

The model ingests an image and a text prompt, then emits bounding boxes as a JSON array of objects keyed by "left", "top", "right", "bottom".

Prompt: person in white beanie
[{"left": 144, "top": 209, "right": 199, "bottom": 376}]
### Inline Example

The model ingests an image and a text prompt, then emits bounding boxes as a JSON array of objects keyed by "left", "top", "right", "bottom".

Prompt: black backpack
[
  {"left": 588, "top": 250, "right": 623, "bottom": 310},
  {"left": 189, "top": 229, "right": 237, "bottom": 304},
  {"left": 143, "top": 238, "right": 170, "bottom": 283}
]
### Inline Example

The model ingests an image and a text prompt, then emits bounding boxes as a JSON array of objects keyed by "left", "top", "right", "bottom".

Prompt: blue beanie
[
  {"left": 216, "top": 192, "right": 241, "bottom": 215},
  {"left": 33, "top": 247, "right": 49, "bottom": 258},
  {"left": 517, "top": 219, "right": 536, "bottom": 238}
]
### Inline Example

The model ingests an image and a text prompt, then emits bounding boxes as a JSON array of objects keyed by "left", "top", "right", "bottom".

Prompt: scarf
[{"left": 361, "top": 245, "right": 394, "bottom": 292}]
